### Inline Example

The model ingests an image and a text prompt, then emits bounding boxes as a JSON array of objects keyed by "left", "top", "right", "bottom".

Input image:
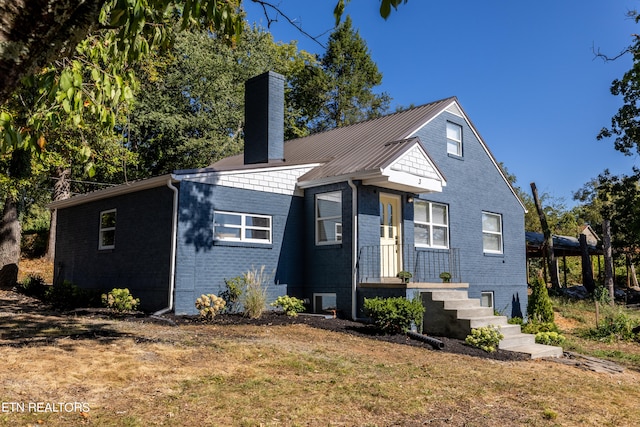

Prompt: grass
[
  {"left": 6, "top": 260, "right": 640, "bottom": 425},
  {"left": 2, "top": 291, "right": 640, "bottom": 426}
]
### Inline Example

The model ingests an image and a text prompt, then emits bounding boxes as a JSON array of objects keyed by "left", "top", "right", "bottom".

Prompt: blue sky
[{"left": 243, "top": 1, "right": 640, "bottom": 207}]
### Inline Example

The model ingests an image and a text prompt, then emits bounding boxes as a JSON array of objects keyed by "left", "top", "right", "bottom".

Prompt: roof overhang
[
  {"left": 362, "top": 170, "right": 444, "bottom": 193},
  {"left": 47, "top": 174, "right": 177, "bottom": 210}
]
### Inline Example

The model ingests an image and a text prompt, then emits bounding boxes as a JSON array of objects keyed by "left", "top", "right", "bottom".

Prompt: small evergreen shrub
[
  {"left": 195, "top": 294, "right": 226, "bottom": 321},
  {"left": 535, "top": 331, "right": 565, "bottom": 346},
  {"left": 102, "top": 288, "right": 140, "bottom": 313},
  {"left": 241, "top": 266, "right": 270, "bottom": 319},
  {"left": 221, "top": 276, "right": 245, "bottom": 313},
  {"left": 17, "top": 274, "right": 49, "bottom": 299},
  {"left": 528, "top": 274, "right": 554, "bottom": 323},
  {"left": 363, "top": 296, "right": 424, "bottom": 334},
  {"left": 271, "top": 295, "right": 305, "bottom": 317},
  {"left": 397, "top": 270, "right": 412, "bottom": 284},
  {"left": 465, "top": 326, "right": 504, "bottom": 352}
]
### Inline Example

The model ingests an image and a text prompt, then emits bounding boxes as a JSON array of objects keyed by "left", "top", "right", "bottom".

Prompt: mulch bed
[{"left": 169, "top": 311, "right": 530, "bottom": 362}]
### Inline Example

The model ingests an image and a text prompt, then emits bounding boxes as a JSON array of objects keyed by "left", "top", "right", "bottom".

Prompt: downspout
[
  {"left": 154, "top": 176, "right": 179, "bottom": 316},
  {"left": 348, "top": 179, "right": 361, "bottom": 320}
]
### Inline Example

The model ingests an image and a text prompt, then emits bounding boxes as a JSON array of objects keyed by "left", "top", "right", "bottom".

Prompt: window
[
  {"left": 313, "top": 293, "right": 337, "bottom": 313},
  {"left": 316, "top": 191, "right": 342, "bottom": 245},
  {"left": 99, "top": 209, "right": 116, "bottom": 250},
  {"left": 414, "top": 200, "right": 449, "bottom": 248},
  {"left": 482, "top": 212, "right": 503, "bottom": 254},
  {"left": 446, "top": 122, "right": 462, "bottom": 156},
  {"left": 214, "top": 211, "right": 272, "bottom": 243},
  {"left": 481, "top": 291, "right": 494, "bottom": 308}
]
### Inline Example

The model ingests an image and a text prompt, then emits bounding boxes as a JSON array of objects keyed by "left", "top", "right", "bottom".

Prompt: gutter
[
  {"left": 347, "top": 179, "right": 362, "bottom": 321},
  {"left": 154, "top": 176, "right": 179, "bottom": 316}
]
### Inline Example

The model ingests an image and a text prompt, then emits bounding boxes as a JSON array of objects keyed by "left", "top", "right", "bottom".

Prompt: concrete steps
[{"left": 422, "top": 290, "right": 563, "bottom": 359}]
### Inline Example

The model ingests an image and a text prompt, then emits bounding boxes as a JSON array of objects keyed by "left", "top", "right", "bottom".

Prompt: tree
[
  {"left": 290, "top": 16, "right": 390, "bottom": 133},
  {"left": 0, "top": 0, "right": 408, "bottom": 109},
  {"left": 127, "top": 24, "right": 316, "bottom": 175}
]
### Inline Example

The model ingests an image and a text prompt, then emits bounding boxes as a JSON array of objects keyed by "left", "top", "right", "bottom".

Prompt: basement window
[
  {"left": 481, "top": 291, "right": 494, "bottom": 308},
  {"left": 99, "top": 209, "right": 117, "bottom": 250},
  {"left": 313, "top": 293, "right": 337, "bottom": 314}
]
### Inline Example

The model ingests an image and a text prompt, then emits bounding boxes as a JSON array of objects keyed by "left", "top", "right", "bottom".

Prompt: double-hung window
[
  {"left": 414, "top": 200, "right": 449, "bottom": 248},
  {"left": 482, "top": 212, "right": 503, "bottom": 254},
  {"left": 316, "top": 191, "right": 342, "bottom": 245},
  {"left": 214, "top": 211, "right": 272, "bottom": 244},
  {"left": 446, "top": 122, "right": 462, "bottom": 156},
  {"left": 99, "top": 209, "right": 117, "bottom": 250}
]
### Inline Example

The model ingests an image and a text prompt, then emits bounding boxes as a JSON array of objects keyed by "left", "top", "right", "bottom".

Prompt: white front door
[{"left": 379, "top": 193, "right": 402, "bottom": 279}]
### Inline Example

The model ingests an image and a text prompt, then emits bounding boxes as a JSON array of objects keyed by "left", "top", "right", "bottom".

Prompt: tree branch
[{"left": 248, "top": 0, "right": 330, "bottom": 49}]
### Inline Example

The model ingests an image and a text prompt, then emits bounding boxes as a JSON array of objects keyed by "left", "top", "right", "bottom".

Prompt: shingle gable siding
[
  {"left": 173, "top": 180, "right": 302, "bottom": 315},
  {"left": 53, "top": 185, "right": 175, "bottom": 311},
  {"left": 413, "top": 111, "right": 527, "bottom": 316}
]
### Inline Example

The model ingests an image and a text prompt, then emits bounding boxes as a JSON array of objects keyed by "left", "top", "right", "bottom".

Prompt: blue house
[{"left": 50, "top": 71, "right": 527, "bottom": 321}]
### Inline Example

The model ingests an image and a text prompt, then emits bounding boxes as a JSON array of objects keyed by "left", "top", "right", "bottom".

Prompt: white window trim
[
  {"left": 99, "top": 209, "right": 116, "bottom": 250},
  {"left": 316, "top": 191, "right": 342, "bottom": 245},
  {"left": 213, "top": 211, "right": 272, "bottom": 244},
  {"left": 414, "top": 200, "right": 449, "bottom": 249},
  {"left": 446, "top": 121, "right": 462, "bottom": 156},
  {"left": 482, "top": 212, "right": 503, "bottom": 254}
]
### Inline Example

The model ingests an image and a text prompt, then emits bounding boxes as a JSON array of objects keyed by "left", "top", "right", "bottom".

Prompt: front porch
[{"left": 357, "top": 245, "right": 462, "bottom": 284}]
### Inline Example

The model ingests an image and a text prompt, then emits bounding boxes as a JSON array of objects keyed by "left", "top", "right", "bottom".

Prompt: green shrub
[
  {"left": 465, "top": 326, "right": 504, "bottom": 352},
  {"left": 521, "top": 321, "right": 559, "bottom": 334},
  {"left": 17, "top": 274, "right": 49, "bottom": 299},
  {"left": 46, "top": 281, "right": 91, "bottom": 310},
  {"left": 535, "top": 331, "right": 565, "bottom": 346},
  {"left": 581, "top": 309, "right": 640, "bottom": 343},
  {"left": 241, "top": 266, "right": 270, "bottom": 319},
  {"left": 528, "top": 274, "right": 554, "bottom": 323},
  {"left": 221, "top": 276, "right": 245, "bottom": 313},
  {"left": 271, "top": 295, "right": 305, "bottom": 317},
  {"left": 101, "top": 288, "right": 140, "bottom": 313},
  {"left": 363, "top": 296, "right": 424, "bottom": 334},
  {"left": 508, "top": 316, "right": 523, "bottom": 325},
  {"left": 397, "top": 270, "right": 412, "bottom": 284},
  {"left": 195, "top": 294, "right": 226, "bottom": 321}
]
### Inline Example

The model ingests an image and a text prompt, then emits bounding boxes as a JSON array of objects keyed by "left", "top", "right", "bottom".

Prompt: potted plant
[
  {"left": 397, "top": 270, "right": 413, "bottom": 284},
  {"left": 439, "top": 272, "right": 452, "bottom": 283}
]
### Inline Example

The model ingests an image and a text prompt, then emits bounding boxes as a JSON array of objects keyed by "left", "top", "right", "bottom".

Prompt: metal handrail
[{"left": 357, "top": 245, "right": 461, "bottom": 283}]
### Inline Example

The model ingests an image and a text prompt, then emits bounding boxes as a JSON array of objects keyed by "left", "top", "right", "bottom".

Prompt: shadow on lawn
[{"left": 0, "top": 290, "right": 154, "bottom": 348}]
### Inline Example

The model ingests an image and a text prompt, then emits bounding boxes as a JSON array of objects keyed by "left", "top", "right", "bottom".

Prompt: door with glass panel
[{"left": 379, "top": 193, "right": 402, "bottom": 279}]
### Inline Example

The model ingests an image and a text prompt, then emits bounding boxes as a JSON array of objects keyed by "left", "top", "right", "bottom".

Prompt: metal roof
[{"left": 213, "top": 97, "right": 457, "bottom": 175}]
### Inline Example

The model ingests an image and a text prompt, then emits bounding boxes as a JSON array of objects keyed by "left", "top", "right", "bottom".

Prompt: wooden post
[
  {"left": 580, "top": 234, "right": 595, "bottom": 293},
  {"left": 530, "top": 182, "right": 560, "bottom": 289},
  {"left": 602, "top": 219, "right": 615, "bottom": 307}
]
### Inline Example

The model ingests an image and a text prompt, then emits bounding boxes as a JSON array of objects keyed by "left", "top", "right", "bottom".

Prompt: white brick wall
[
  {"left": 391, "top": 146, "right": 440, "bottom": 180},
  {"left": 182, "top": 165, "right": 317, "bottom": 196}
]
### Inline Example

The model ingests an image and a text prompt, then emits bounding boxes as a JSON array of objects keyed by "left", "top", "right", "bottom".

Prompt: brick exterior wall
[
  {"left": 173, "top": 180, "right": 303, "bottom": 315},
  {"left": 53, "top": 185, "right": 175, "bottom": 311},
  {"left": 410, "top": 111, "right": 527, "bottom": 318}
]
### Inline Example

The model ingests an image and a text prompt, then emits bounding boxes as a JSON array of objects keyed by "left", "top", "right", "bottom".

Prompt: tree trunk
[
  {"left": 580, "top": 234, "right": 595, "bottom": 293},
  {"left": 602, "top": 219, "right": 615, "bottom": 306},
  {"left": 531, "top": 182, "right": 559, "bottom": 288},
  {"left": 0, "top": 0, "right": 103, "bottom": 103},
  {"left": 45, "top": 167, "right": 71, "bottom": 262},
  {"left": 0, "top": 195, "right": 21, "bottom": 288}
]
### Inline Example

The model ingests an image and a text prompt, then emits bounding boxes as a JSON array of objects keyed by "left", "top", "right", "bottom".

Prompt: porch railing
[{"left": 357, "top": 245, "right": 461, "bottom": 284}]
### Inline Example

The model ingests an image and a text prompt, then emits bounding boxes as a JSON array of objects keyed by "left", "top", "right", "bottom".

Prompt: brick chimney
[{"left": 244, "top": 71, "right": 285, "bottom": 165}]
